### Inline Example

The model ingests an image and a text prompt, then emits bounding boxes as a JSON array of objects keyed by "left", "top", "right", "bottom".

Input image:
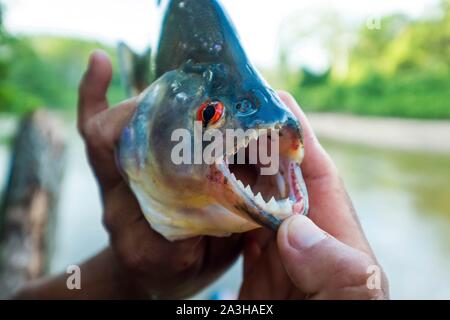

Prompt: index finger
[
  {"left": 82, "top": 99, "right": 138, "bottom": 192},
  {"left": 77, "top": 50, "right": 113, "bottom": 134},
  {"left": 278, "top": 91, "right": 338, "bottom": 181},
  {"left": 277, "top": 91, "right": 374, "bottom": 256}
]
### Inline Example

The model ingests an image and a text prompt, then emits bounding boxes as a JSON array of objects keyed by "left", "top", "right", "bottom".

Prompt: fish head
[
  {"left": 117, "top": 0, "right": 309, "bottom": 238},
  {"left": 118, "top": 62, "right": 308, "bottom": 233}
]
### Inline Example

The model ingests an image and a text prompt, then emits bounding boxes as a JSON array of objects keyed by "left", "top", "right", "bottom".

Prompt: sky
[{"left": 2, "top": 0, "right": 439, "bottom": 71}]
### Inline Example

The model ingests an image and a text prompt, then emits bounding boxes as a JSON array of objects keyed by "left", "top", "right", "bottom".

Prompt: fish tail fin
[{"left": 117, "top": 41, "right": 153, "bottom": 97}]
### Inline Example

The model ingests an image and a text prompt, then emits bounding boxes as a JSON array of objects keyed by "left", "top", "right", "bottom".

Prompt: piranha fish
[{"left": 117, "top": 0, "right": 309, "bottom": 241}]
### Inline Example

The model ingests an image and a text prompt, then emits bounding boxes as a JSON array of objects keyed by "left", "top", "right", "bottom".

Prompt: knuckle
[
  {"left": 84, "top": 122, "right": 97, "bottom": 143},
  {"left": 102, "top": 211, "right": 115, "bottom": 232},
  {"left": 80, "top": 119, "right": 103, "bottom": 147},
  {"left": 114, "top": 237, "right": 146, "bottom": 272},
  {"left": 335, "top": 251, "right": 373, "bottom": 285},
  {"left": 121, "top": 251, "right": 144, "bottom": 272},
  {"left": 102, "top": 196, "right": 117, "bottom": 232},
  {"left": 333, "top": 252, "right": 388, "bottom": 299},
  {"left": 77, "top": 121, "right": 87, "bottom": 139},
  {"left": 325, "top": 253, "right": 377, "bottom": 299}
]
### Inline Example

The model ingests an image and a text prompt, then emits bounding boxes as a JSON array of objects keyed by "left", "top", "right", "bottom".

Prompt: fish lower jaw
[
  {"left": 231, "top": 171, "right": 305, "bottom": 219},
  {"left": 212, "top": 123, "right": 308, "bottom": 224},
  {"left": 217, "top": 159, "right": 307, "bottom": 220}
]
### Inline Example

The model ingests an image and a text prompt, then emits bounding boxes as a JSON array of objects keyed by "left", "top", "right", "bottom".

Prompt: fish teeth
[
  {"left": 244, "top": 185, "right": 253, "bottom": 197},
  {"left": 230, "top": 173, "right": 236, "bottom": 181},
  {"left": 267, "top": 197, "right": 278, "bottom": 211},
  {"left": 236, "top": 180, "right": 245, "bottom": 189},
  {"left": 278, "top": 199, "right": 292, "bottom": 215},
  {"left": 223, "top": 131, "right": 261, "bottom": 159},
  {"left": 296, "top": 198, "right": 305, "bottom": 214},
  {"left": 254, "top": 192, "right": 266, "bottom": 207}
]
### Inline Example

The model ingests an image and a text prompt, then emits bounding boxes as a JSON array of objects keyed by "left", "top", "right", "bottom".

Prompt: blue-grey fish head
[{"left": 118, "top": 0, "right": 308, "bottom": 231}]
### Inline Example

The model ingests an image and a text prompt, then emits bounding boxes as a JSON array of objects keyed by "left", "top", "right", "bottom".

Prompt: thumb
[{"left": 277, "top": 215, "right": 382, "bottom": 299}]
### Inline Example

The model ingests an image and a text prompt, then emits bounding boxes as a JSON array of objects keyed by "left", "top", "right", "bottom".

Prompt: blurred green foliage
[
  {"left": 284, "top": 1, "right": 450, "bottom": 119},
  {"left": 0, "top": 5, "right": 126, "bottom": 114},
  {"left": 0, "top": 2, "right": 449, "bottom": 118}
]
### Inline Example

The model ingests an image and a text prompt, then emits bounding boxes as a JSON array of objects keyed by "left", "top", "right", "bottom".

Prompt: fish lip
[{"left": 212, "top": 120, "right": 309, "bottom": 230}]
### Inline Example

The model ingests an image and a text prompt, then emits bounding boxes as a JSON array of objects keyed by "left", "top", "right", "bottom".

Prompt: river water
[{"left": 1, "top": 128, "right": 449, "bottom": 299}]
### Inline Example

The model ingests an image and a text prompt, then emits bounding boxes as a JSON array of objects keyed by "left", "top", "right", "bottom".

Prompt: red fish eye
[{"left": 197, "top": 100, "right": 224, "bottom": 125}]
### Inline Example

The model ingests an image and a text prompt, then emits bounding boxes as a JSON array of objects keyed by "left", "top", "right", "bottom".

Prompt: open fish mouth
[{"left": 212, "top": 123, "right": 309, "bottom": 230}]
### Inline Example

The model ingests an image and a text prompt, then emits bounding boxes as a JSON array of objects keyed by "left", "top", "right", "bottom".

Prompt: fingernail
[{"left": 287, "top": 215, "right": 327, "bottom": 250}]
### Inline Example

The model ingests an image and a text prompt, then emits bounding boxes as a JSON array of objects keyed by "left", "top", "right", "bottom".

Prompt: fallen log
[{"left": 0, "top": 110, "right": 66, "bottom": 298}]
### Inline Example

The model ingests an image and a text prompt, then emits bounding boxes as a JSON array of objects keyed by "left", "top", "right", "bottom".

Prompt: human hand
[
  {"left": 77, "top": 51, "right": 243, "bottom": 299},
  {"left": 239, "top": 92, "right": 389, "bottom": 300}
]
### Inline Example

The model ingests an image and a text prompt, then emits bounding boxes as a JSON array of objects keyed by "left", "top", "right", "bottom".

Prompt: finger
[
  {"left": 111, "top": 216, "right": 208, "bottom": 298},
  {"left": 278, "top": 91, "right": 337, "bottom": 181},
  {"left": 242, "top": 235, "right": 261, "bottom": 277},
  {"left": 278, "top": 91, "right": 373, "bottom": 255},
  {"left": 104, "top": 185, "right": 207, "bottom": 271},
  {"left": 103, "top": 181, "right": 145, "bottom": 227},
  {"left": 83, "top": 99, "right": 137, "bottom": 190},
  {"left": 242, "top": 227, "right": 275, "bottom": 276},
  {"left": 84, "top": 98, "right": 137, "bottom": 151},
  {"left": 240, "top": 239, "right": 293, "bottom": 300},
  {"left": 277, "top": 215, "right": 384, "bottom": 299},
  {"left": 78, "top": 50, "right": 113, "bottom": 133}
]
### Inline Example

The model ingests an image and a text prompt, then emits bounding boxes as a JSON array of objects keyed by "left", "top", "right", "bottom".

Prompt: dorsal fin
[
  {"left": 155, "top": 0, "right": 250, "bottom": 79},
  {"left": 117, "top": 42, "right": 153, "bottom": 97}
]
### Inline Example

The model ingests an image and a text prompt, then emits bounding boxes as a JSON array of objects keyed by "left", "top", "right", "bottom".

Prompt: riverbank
[
  {"left": 307, "top": 112, "right": 450, "bottom": 154},
  {"left": 2, "top": 112, "right": 450, "bottom": 154}
]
